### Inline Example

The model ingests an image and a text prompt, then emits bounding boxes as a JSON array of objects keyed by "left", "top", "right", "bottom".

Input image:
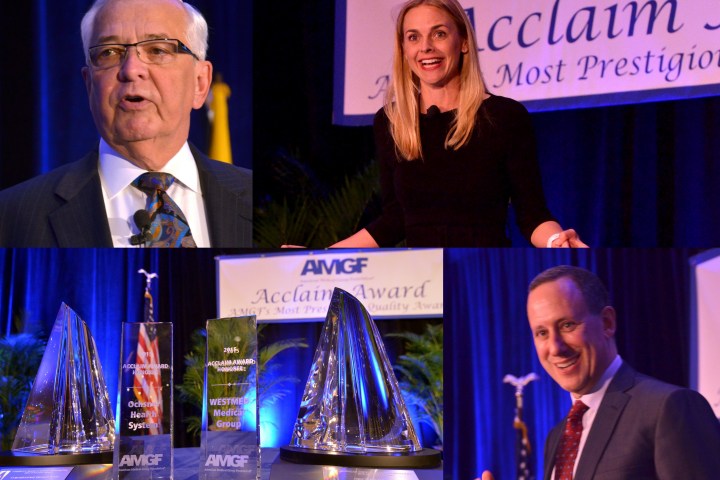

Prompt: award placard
[
  {"left": 201, "top": 316, "right": 259, "bottom": 480},
  {"left": 113, "top": 322, "right": 173, "bottom": 479}
]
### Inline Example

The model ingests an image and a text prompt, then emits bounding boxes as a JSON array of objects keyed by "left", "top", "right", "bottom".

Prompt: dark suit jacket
[
  {"left": 0, "top": 145, "right": 252, "bottom": 247},
  {"left": 543, "top": 363, "right": 720, "bottom": 479}
]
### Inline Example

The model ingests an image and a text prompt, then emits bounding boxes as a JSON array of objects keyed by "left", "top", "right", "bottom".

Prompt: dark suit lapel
[
  {"left": 47, "top": 151, "right": 113, "bottom": 247},
  {"left": 544, "top": 424, "right": 564, "bottom": 480},
  {"left": 192, "top": 146, "right": 252, "bottom": 247},
  {"left": 574, "top": 363, "right": 635, "bottom": 479}
]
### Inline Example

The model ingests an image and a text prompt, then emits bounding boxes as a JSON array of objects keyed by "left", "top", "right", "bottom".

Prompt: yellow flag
[{"left": 207, "top": 74, "right": 232, "bottom": 164}]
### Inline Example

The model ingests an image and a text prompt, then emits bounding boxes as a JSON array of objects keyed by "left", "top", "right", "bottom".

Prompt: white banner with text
[
  {"left": 334, "top": 0, "right": 720, "bottom": 124},
  {"left": 693, "top": 251, "right": 720, "bottom": 418},
  {"left": 216, "top": 249, "right": 443, "bottom": 322}
]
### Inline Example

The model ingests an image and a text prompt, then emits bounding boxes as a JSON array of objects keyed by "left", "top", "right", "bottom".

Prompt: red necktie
[{"left": 554, "top": 400, "right": 589, "bottom": 480}]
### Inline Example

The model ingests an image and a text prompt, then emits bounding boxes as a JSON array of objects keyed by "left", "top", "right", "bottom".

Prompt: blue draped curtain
[
  {"left": 0, "top": 0, "right": 252, "bottom": 191},
  {"left": 0, "top": 248, "right": 319, "bottom": 449},
  {"left": 251, "top": 0, "right": 720, "bottom": 247},
  {"left": 444, "top": 248, "right": 698, "bottom": 480},
  {"left": 0, "top": 248, "right": 437, "bottom": 449},
  {"left": 525, "top": 99, "right": 720, "bottom": 247},
  {"left": 0, "top": 248, "right": 218, "bottom": 447},
  {"left": 3, "top": 1, "right": 720, "bottom": 247}
]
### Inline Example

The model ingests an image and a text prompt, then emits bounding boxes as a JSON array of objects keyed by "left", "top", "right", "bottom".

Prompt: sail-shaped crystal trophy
[
  {"left": 280, "top": 287, "right": 441, "bottom": 468},
  {"left": 12, "top": 303, "right": 115, "bottom": 460}
]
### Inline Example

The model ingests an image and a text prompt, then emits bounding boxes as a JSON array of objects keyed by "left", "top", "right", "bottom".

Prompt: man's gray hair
[{"left": 80, "top": 0, "right": 208, "bottom": 64}]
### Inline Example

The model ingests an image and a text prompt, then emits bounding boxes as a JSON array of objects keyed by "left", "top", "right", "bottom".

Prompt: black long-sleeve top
[{"left": 366, "top": 95, "right": 555, "bottom": 247}]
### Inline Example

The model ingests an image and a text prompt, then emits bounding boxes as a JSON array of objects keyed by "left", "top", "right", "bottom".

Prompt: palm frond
[
  {"left": 254, "top": 162, "right": 379, "bottom": 248},
  {"left": 386, "top": 323, "right": 443, "bottom": 445},
  {"left": 313, "top": 163, "right": 380, "bottom": 246},
  {"left": 254, "top": 196, "right": 322, "bottom": 247},
  {"left": 176, "top": 326, "right": 308, "bottom": 441},
  {"left": 0, "top": 333, "right": 46, "bottom": 450},
  {"left": 259, "top": 337, "right": 309, "bottom": 365}
]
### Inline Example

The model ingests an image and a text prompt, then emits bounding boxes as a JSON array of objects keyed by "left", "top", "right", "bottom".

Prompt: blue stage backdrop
[
  {"left": 254, "top": 0, "right": 720, "bottom": 248},
  {"left": 0, "top": 0, "right": 252, "bottom": 191},
  {"left": 3, "top": 1, "right": 720, "bottom": 246},
  {"left": 444, "top": 248, "right": 699, "bottom": 480},
  {"left": 0, "top": 248, "right": 304, "bottom": 449},
  {"left": 0, "top": 248, "right": 439, "bottom": 450},
  {"left": 334, "top": 0, "right": 720, "bottom": 123}
]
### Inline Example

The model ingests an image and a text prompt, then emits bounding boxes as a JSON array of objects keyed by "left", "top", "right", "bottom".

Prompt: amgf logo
[
  {"left": 205, "top": 454, "right": 250, "bottom": 467},
  {"left": 301, "top": 257, "right": 368, "bottom": 275},
  {"left": 119, "top": 453, "right": 163, "bottom": 467}
]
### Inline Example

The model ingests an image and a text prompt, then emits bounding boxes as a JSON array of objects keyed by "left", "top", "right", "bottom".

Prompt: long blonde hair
[{"left": 385, "top": 0, "right": 486, "bottom": 160}]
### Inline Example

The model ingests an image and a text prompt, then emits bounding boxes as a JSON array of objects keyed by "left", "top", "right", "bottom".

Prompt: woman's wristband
[{"left": 546, "top": 233, "right": 561, "bottom": 248}]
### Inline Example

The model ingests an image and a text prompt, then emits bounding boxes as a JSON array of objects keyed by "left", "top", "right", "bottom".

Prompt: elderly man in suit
[
  {"left": 0, "top": 0, "right": 252, "bottom": 247},
  {"left": 483, "top": 265, "right": 720, "bottom": 480}
]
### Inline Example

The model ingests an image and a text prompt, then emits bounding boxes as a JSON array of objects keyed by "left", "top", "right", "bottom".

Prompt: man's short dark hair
[{"left": 528, "top": 265, "right": 609, "bottom": 314}]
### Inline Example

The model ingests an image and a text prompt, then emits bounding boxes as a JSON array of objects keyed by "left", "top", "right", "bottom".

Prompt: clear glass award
[
  {"left": 280, "top": 288, "right": 440, "bottom": 468},
  {"left": 12, "top": 303, "right": 115, "bottom": 455},
  {"left": 113, "top": 322, "right": 173, "bottom": 479},
  {"left": 201, "top": 316, "right": 259, "bottom": 480}
]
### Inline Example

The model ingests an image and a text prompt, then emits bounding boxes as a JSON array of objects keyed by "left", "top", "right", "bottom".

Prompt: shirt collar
[
  {"left": 574, "top": 355, "right": 623, "bottom": 410},
  {"left": 98, "top": 139, "right": 200, "bottom": 199}
]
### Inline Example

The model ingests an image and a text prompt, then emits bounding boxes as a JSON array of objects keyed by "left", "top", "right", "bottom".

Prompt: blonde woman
[{"left": 333, "top": 0, "right": 585, "bottom": 247}]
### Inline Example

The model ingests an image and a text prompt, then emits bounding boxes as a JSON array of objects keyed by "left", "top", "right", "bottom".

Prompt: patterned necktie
[
  {"left": 132, "top": 172, "right": 197, "bottom": 248},
  {"left": 554, "top": 400, "right": 589, "bottom": 480}
]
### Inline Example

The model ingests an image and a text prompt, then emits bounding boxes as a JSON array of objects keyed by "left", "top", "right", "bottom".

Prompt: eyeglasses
[{"left": 88, "top": 38, "right": 199, "bottom": 69}]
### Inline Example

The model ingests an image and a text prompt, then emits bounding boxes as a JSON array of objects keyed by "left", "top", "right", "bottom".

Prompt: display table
[{"left": 0, "top": 448, "right": 443, "bottom": 480}]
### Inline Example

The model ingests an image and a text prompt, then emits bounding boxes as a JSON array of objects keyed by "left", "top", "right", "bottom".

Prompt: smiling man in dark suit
[
  {"left": 481, "top": 265, "right": 720, "bottom": 480},
  {"left": 0, "top": 0, "right": 251, "bottom": 247},
  {"left": 524, "top": 265, "right": 720, "bottom": 480}
]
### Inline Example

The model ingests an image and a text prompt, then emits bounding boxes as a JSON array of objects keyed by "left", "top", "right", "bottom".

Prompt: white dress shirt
[
  {"left": 98, "top": 139, "right": 210, "bottom": 247},
  {"left": 553, "top": 354, "right": 623, "bottom": 478}
]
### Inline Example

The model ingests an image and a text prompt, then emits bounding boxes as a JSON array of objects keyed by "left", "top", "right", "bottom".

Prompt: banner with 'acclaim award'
[
  {"left": 334, "top": 0, "right": 720, "bottom": 124},
  {"left": 216, "top": 249, "right": 443, "bottom": 322}
]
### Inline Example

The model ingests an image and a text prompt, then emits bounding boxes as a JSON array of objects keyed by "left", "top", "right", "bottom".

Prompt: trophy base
[
  {"left": 279, "top": 445, "right": 441, "bottom": 468},
  {"left": 0, "top": 450, "right": 113, "bottom": 466}
]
